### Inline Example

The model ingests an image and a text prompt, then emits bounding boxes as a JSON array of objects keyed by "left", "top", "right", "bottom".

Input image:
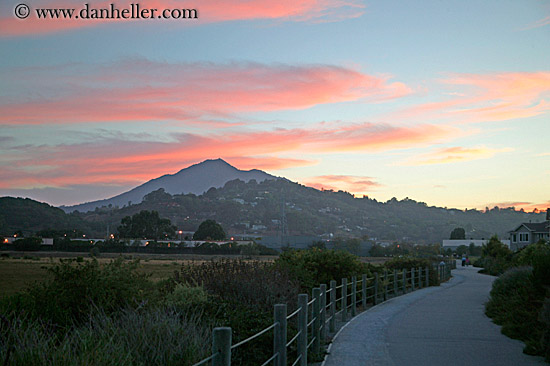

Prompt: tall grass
[{"left": 0, "top": 307, "right": 211, "bottom": 365}]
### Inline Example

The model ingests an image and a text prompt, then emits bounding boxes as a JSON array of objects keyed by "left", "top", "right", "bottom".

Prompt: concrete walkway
[{"left": 323, "top": 264, "right": 546, "bottom": 366}]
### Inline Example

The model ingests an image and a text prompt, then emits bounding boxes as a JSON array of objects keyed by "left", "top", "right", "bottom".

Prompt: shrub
[
  {"left": 165, "top": 283, "right": 210, "bottom": 310},
  {"left": 274, "top": 249, "right": 370, "bottom": 291},
  {"left": 516, "top": 240, "right": 550, "bottom": 289},
  {"left": 485, "top": 266, "right": 544, "bottom": 354},
  {"left": 211, "top": 300, "right": 276, "bottom": 366},
  {"left": 176, "top": 259, "right": 301, "bottom": 366},
  {"left": 476, "top": 257, "right": 514, "bottom": 276},
  {"left": 177, "top": 259, "right": 300, "bottom": 312},
  {"left": 1, "top": 257, "right": 153, "bottom": 330},
  {"left": 539, "top": 297, "right": 550, "bottom": 362}
]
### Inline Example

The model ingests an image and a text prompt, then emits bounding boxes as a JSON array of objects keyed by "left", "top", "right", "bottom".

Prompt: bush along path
[
  {"left": 191, "top": 258, "right": 454, "bottom": 366},
  {"left": 484, "top": 240, "right": 550, "bottom": 361}
]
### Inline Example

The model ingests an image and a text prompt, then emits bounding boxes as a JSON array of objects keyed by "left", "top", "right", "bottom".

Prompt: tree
[
  {"left": 117, "top": 210, "right": 176, "bottom": 240},
  {"left": 333, "top": 238, "right": 360, "bottom": 255},
  {"left": 455, "top": 245, "right": 468, "bottom": 256},
  {"left": 450, "top": 227, "right": 466, "bottom": 240},
  {"left": 308, "top": 240, "right": 327, "bottom": 250},
  {"left": 482, "top": 235, "right": 512, "bottom": 258},
  {"left": 468, "top": 243, "right": 482, "bottom": 256},
  {"left": 13, "top": 237, "right": 42, "bottom": 251},
  {"left": 369, "top": 243, "right": 388, "bottom": 257},
  {"left": 193, "top": 219, "right": 226, "bottom": 240}
]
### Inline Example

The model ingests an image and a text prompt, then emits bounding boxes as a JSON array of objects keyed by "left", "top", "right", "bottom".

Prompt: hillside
[
  {"left": 0, "top": 197, "right": 92, "bottom": 237},
  {"left": 62, "top": 159, "right": 277, "bottom": 213},
  {"left": 72, "top": 178, "right": 544, "bottom": 244}
]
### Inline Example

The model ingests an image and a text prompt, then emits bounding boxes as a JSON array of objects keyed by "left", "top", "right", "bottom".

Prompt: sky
[{"left": 0, "top": 0, "right": 549, "bottom": 211}]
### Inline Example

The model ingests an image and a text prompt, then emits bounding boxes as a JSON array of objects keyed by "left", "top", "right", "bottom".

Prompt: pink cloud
[
  {"left": 387, "top": 71, "right": 550, "bottom": 125},
  {"left": 0, "top": 60, "right": 411, "bottom": 124},
  {"left": 0, "top": 122, "right": 458, "bottom": 189},
  {"left": 521, "top": 16, "right": 550, "bottom": 30},
  {"left": 0, "top": 0, "right": 365, "bottom": 37},
  {"left": 303, "top": 174, "right": 381, "bottom": 194},
  {"left": 401, "top": 146, "right": 513, "bottom": 166}
]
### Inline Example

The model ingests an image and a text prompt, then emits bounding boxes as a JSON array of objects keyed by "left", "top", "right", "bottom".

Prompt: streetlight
[{"left": 178, "top": 230, "right": 183, "bottom": 242}]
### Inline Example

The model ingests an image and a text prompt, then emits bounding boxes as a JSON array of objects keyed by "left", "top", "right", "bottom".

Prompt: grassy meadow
[
  {"left": 0, "top": 251, "right": 388, "bottom": 298},
  {"left": 0, "top": 251, "right": 279, "bottom": 298}
]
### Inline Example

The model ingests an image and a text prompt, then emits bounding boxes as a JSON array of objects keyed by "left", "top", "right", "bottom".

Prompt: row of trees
[{"left": 117, "top": 211, "right": 226, "bottom": 241}]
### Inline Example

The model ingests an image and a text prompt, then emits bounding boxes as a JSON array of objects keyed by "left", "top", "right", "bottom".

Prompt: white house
[{"left": 442, "top": 239, "right": 511, "bottom": 251}]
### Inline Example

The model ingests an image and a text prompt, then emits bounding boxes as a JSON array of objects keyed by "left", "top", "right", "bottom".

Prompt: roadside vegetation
[
  {"left": 0, "top": 248, "right": 445, "bottom": 365},
  {"left": 477, "top": 237, "right": 550, "bottom": 361}
]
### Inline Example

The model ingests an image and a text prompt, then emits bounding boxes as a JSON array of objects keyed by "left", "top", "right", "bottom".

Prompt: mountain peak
[{"left": 63, "top": 159, "right": 277, "bottom": 212}]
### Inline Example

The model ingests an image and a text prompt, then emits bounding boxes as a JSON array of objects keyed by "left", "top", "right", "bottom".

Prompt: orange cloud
[
  {"left": 0, "top": 60, "right": 411, "bottom": 124},
  {"left": 0, "top": 122, "right": 458, "bottom": 189},
  {"left": 303, "top": 174, "right": 381, "bottom": 194},
  {"left": 388, "top": 71, "right": 550, "bottom": 125},
  {"left": 401, "top": 146, "right": 513, "bottom": 166},
  {"left": 0, "top": 0, "right": 365, "bottom": 37},
  {"left": 481, "top": 201, "right": 550, "bottom": 213}
]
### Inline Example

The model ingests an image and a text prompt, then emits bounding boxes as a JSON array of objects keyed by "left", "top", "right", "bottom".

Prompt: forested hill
[
  {"left": 65, "top": 178, "right": 544, "bottom": 244},
  {"left": 0, "top": 197, "right": 91, "bottom": 237}
]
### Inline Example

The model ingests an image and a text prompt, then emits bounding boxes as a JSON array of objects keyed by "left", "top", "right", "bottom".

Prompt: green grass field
[
  {"left": 0, "top": 251, "right": 388, "bottom": 298},
  {"left": 0, "top": 252, "right": 277, "bottom": 298}
]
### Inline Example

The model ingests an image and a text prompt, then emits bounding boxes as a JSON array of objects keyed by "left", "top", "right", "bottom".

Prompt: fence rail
[{"left": 192, "top": 260, "right": 454, "bottom": 366}]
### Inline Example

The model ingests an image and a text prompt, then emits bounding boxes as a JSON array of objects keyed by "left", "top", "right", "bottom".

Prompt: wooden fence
[{"left": 193, "top": 260, "right": 454, "bottom": 366}]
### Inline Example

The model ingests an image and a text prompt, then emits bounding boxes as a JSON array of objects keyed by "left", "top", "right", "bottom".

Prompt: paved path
[{"left": 323, "top": 264, "right": 545, "bottom": 366}]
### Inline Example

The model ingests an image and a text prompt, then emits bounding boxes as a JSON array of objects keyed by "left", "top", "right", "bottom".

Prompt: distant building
[
  {"left": 2, "top": 237, "right": 53, "bottom": 245},
  {"left": 509, "top": 209, "right": 550, "bottom": 250},
  {"left": 257, "top": 236, "right": 321, "bottom": 250},
  {"left": 442, "top": 239, "right": 510, "bottom": 251}
]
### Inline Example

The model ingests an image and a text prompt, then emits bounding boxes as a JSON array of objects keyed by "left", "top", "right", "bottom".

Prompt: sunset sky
[{"left": 1, "top": 0, "right": 549, "bottom": 211}]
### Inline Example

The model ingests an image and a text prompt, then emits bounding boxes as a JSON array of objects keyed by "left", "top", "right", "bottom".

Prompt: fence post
[
  {"left": 212, "top": 327, "right": 231, "bottom": 366},
  {"left": 274, "top": 304, "right": 287, "bottom": 366},
  {"left": 320, "top": 284, "right": 327, "bottom": 342},
  {"left": 402, "top": 269, "right": 406, "bottom": 294},
  {"left": 361, "top": 274, "right": 367, "bottom": 309},
  {"left": 329, "top": 280, "right": 336, "bottom": 333},
  {"left": 341, "top": 278, "right": 348, "bottom": 322},
  {"left": 374, "top": 272, "right": 379, "bottom": 305},
  {"left": 351, "top": 276, "right": 357, "bottom": 317},
  {"left": 312, "top": 287, "right": 321, "bottom": 355},
  {"left": 417, "top": 267, "right": 422, "bottom": 289},
  {"left": 298, "top": 294, "right": 308, "bottom": 366},
  {"left": 411, "top": 268, "right": 415, "bottom": 291},
  {"left": 425, "top": 266, "right": 429, "bottom": 287},
  {"left": 383, "top": 270, "right": 388, "bottom": 301}
]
